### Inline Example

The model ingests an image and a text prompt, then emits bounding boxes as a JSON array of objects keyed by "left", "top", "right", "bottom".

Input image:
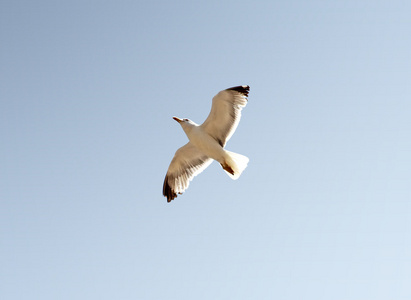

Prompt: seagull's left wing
[
  {"left": 200, "top": 85, "right": 249, "bottom": 147},
  {"left": 163, "top": 142, "right": 212, "bottom": 202}
]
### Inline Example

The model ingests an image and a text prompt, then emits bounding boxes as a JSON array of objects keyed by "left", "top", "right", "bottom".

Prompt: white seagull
[{"left": 163, "top": 85, "right": 250, "bottom": 202}]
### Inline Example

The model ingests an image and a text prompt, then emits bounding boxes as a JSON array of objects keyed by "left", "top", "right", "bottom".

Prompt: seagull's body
[
  {"left": 163, "top": 85, "right": 250, "bottom": 202},
  {"left": 182, "top": 121, "right": 224, "bottom": 161}
]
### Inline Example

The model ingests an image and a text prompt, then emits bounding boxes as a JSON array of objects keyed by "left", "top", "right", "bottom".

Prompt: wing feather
[
  {"left": 163, "top": 142, "right": 212, "bottom": 202},
  {"left": 200, "top": 85, "right": 249, "bottom": 147}
]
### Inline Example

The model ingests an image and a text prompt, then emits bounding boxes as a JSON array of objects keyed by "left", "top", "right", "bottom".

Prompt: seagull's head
[
  {"left": 173, "top": 117, "right": 195, "bottom": 125},
  {"left": 173, "top": 117, "right": 197, "bottom": 132}
]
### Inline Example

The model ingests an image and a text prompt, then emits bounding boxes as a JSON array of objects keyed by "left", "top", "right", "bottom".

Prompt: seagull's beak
[{"left": 173, "top": 116, "right": 183, "bottom": 123}]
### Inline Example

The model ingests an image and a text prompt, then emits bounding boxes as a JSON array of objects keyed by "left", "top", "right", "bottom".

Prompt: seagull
[{"left": 163, "top": 85, "right": 250, "bottom": 202}]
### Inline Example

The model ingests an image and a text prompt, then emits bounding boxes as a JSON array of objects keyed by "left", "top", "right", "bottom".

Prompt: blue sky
[{"left": 1, "top": 0, "right": 410, "bottom": 299}]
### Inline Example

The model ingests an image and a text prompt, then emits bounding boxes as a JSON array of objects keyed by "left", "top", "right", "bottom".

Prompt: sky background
[{"left": 1, "top": 0, "right": 411, "bottom": 299}]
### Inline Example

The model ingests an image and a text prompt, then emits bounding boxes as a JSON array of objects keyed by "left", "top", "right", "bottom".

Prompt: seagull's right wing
[
  {"left": 201, "top": 85, "right": 249, "bottom": 147},
  {"left": 163, "top": 142, "right": 212, "bottom": 202}
]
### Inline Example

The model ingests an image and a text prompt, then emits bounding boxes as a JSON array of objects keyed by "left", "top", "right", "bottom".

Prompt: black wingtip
[
  {"left": 163, "top": 175, "right": 177, "bottom": 202},
  {"left": 226, "top": 85, "right": 250, "bottom": 97}
]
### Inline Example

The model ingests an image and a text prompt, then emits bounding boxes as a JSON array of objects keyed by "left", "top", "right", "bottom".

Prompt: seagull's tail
[{"left": 221, "top": 151, "right": 249, "bottom": 180}]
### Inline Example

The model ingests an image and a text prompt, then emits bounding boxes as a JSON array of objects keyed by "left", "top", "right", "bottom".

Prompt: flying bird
[{"left": 163, "top": 85, "right": 250, "bottom": 202}]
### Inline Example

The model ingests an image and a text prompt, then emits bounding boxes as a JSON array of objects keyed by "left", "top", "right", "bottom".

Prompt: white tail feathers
[{"left": 222, "top": 151, "right": 249, "bottom": 180}]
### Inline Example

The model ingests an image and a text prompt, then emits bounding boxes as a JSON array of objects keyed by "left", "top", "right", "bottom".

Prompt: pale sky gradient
[{"left": 1, "top": 1, "right": 411, "bottom": 299}]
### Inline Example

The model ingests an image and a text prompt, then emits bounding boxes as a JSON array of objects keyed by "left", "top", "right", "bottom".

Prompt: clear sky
[{"left": 1, "top": 0, "right": 410, "bottom": 299}]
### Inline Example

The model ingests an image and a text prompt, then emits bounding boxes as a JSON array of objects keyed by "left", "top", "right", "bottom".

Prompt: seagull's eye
[{"left": 183, "top": 119, "right": 188, "bottom": 122}]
